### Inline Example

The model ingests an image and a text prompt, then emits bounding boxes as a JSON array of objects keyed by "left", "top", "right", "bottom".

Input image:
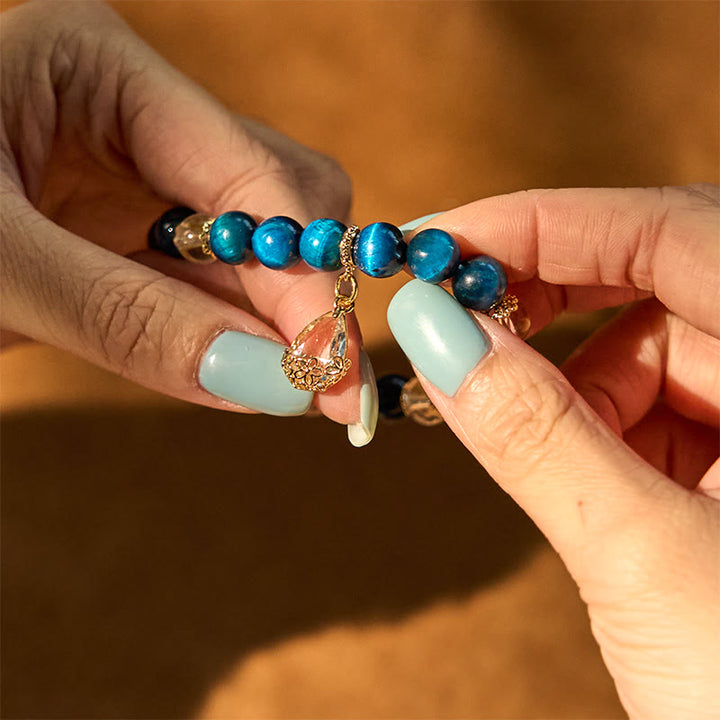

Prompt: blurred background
[{"left": 1, "top": 1, "right": 718, "bottom": 717}]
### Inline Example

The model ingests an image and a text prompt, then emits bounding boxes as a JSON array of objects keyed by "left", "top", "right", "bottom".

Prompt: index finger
[
  {"left": 106, "top": 13, "right": 360, "bottom": 423},
  {"left": 427, "top": 185, "right": 720, "bottom": 338}
]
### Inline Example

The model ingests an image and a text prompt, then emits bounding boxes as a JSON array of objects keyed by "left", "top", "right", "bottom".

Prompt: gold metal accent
[
  {"left": 399, "top": 377, "right": 444, "bottom": 427},
  {"left": 281, "top": 348, "right": 352, "bottom": 392},
  {"left": 333, "top": 225, "right": 359, "bottom": 316},
  {"left": 282, "top": 225, "right": 359, "bottom": 392},
  {"left": 199, "top": 218, "right": 216, "bottom": 259},
  {"left": 334, "top": 273, "right": 358, "bottom": 315},
  {"left": 488, "top": 293, "right": 519, "bottom": 319},
  {"left": 339, "top": 225, "right": 357, "bottom": 269},
  {"left": 484, "top": 293, "right": 531, "bottom": 339}
]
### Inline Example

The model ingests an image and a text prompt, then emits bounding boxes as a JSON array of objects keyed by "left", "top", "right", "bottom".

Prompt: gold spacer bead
[
  {"left": 488, "top": 293, "right": 519, "bottom": 320},
  {"left": 339, "top": 225, "right": 359, "bottom": 269}
]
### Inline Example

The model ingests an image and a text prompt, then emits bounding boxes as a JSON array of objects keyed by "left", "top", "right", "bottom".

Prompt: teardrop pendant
[
  {"left": 281, "top": 310, "right": 352, "bottom": 392},
  {"left": 281, "top": 225, "right": 359, "bottom": 392}
]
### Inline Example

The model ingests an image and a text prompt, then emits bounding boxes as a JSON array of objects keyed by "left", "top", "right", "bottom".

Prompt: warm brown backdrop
[{"left": 1, "top": 1, "right": 718, "bottom": 718}]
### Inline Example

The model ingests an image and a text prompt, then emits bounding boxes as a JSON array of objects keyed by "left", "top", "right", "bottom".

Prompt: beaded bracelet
[{"left": 148, "top": 207, "right": 529, "bottom": 423}]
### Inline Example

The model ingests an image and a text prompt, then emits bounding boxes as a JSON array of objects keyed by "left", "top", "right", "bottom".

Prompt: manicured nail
[
  {"left": 199, "top": 331, "right": 313, "bottom": 416},
  {"left": 387, "top": 280, "right": 490, "bottom": 397},
  {"left": 347, "top": 350, "right": 379, "bottom": 448},
  {"left": 398, "top": 212, "right": 444, "bottom": 236}
]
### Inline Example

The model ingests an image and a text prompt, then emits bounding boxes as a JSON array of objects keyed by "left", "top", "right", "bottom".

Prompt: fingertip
[
  {"left": 198, "top": 330, "right": 314, "bottom": 417},
  {"left": 346, "top": 350, "right": 378, "bottom": 447},
  {"left": 387, "top": 280, "right": 490, "bottom": 398},
  {"left": 398, "top": 212, "right": 447, "bottom": 237}
]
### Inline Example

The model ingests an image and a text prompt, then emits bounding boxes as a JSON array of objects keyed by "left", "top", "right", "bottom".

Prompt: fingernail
[
  {"left": 347, "top": 350, "right": 379, "bottom": 447},
  {"left": 398, "top": 212, "right": 444, "bottom": 236},
  {"left": 199, "top": 331, "right": 313, "bottom": 416},
  {"left": 387, "top": 280, "right": 490, "bottom": 397}
]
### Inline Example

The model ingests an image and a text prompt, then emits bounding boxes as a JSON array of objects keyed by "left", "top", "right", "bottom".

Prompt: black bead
[
  {"left": 148, "top": 206, "right": 195, "bottom": 259},
  {"left": 377, "top": 374, "right": 408, "bottom": 419}
]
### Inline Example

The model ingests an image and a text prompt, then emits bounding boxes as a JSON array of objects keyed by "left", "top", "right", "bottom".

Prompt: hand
[
  {"left": 388, "top": 186, "right": 720, "bottom": 719},
  {"left": 0, "top": 0, "right": 361, "bottom": 424}
]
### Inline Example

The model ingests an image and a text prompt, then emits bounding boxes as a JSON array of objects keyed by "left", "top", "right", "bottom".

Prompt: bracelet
[{"left": 148, "top": 207, "right": 530, "bottom": 423}]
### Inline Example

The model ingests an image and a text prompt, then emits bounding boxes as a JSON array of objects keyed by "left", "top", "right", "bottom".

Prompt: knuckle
[
  {"left": 281, "top": 144, "right": 352, "bottom": 217},
  {"left": 680, "top": 182, "right": 720, "bottom": 207},
  {"left": 251, "top": 146, "right": 293, "bottom": 181},
  {"left": 633, "top": 185, "right": 720, "bottom": 291},
  {"left": 313, "top": 153, "right": 352, "bottom": 197},
  {"left": 212, "top": 147, "right": 298, "bottom": 211},
  {"left": 623, "top": 187, "right": 672, "bottom": 290},
  {"left": 294, "top": 154, "right": 353, "bottom": 220},
  {"left": 80, "top": 273, "right": 180, "bottom": 378}
]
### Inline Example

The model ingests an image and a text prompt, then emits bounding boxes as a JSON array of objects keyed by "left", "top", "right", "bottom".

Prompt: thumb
[
  {"left": 387, "top": 280, "right": 680, "bottom": 578},
  {"left": 1, "top": 195, "right": 314, "bottom": 418}
]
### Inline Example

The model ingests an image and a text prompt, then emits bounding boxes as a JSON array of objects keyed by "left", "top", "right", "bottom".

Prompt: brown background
[{"left": 1, "top": 1, "right": 718, "bottom": 718}]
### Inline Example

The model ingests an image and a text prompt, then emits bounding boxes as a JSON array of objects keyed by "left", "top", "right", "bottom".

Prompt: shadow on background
[
  {"left": 1, "top": 326, "right": 596, "bottom": 718},
  {"left": 2, "top": 398, "right": 538, "bottom": 717}
]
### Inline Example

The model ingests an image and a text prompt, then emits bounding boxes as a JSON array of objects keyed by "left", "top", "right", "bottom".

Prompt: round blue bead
[
  {"left": 252, "top": 216, "right": 302, "bottom": 269},
  {"left": 377, "top": 374, "right": 408, "bottom": 419},
  {"left": 299, "top": 218, "right": 346, "bottom": 271},
  {"left": 406, "top": 228, "right": 461, "bottom": 284},
  {"left": 452, "top": 256, "right": 507, "bottom": 311},
  {"left": 209, "top": 211, "right": 257, "bottom": 264},
  {"left": 353, "top": 222, "right": 406, "bottom": 278}
]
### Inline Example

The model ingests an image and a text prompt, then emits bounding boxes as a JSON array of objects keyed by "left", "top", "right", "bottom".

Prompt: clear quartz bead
[
  {"left": 174, "top": 213, "right": 216, "bottom": 263},
  {"left": 498, "top": 302, "right": 531, "bottom": 339},
  {"left": 400, "top": 377, "right": 444, "bottom": 427}
]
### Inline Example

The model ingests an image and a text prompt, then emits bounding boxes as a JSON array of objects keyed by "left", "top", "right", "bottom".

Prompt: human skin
[
  {"left": 0, "top": 0, "right": 360, "bottom": 423},
  {"left": 398, "top": 186, "right": 720, "bottom": 719},
  {"left": 3, "top": 1, "right": 719, "bottom": 716}
]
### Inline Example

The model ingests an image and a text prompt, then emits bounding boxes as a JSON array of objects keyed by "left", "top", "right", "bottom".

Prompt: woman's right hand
[
  {"left": 389, "top": 185, "right": 720, "bottom": 719},
  {"left": 1, "top": 0, "right": 364, "bottom": 425}
]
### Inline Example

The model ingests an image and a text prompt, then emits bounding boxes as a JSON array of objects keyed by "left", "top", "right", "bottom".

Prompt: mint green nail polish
[
  {"left": 398, "top": 212, "right": 444, "bottom": 236},
  {"left": 199, "top": 331, "right": 313, "bottom": 416},
  {"left": 387, "top": 280, "right": 490, "bottom": 397}
]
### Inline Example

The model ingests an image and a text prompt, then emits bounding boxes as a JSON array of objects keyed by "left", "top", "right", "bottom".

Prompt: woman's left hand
[{"left": 1, "top": 0, "right": 360, "bottom": 423}]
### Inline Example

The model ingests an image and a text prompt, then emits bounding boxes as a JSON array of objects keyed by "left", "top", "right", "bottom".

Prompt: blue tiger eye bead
[
  {"left": 406, "top": 228, "right": 461, "bottom": 284},
  {"left": 299, "top": 218, "right": 346, "bottom": 271},
  {"left": 209, "top": 211, "right": 257, "bottom": 264},
  {"left": 353, "top": 222, "right": 406, "bottom": 278},
  {"left": 377, "top": 374, "right": 408, "bottom": 419},
  {"left": 451, "top": 255, "right": 508, "bottom": 311},
  {"left": 148, "top": 206, "right": 195, "bottom": 259},
  {"left": 252, "top": 216, "right": 303, "bottom": 269}
]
